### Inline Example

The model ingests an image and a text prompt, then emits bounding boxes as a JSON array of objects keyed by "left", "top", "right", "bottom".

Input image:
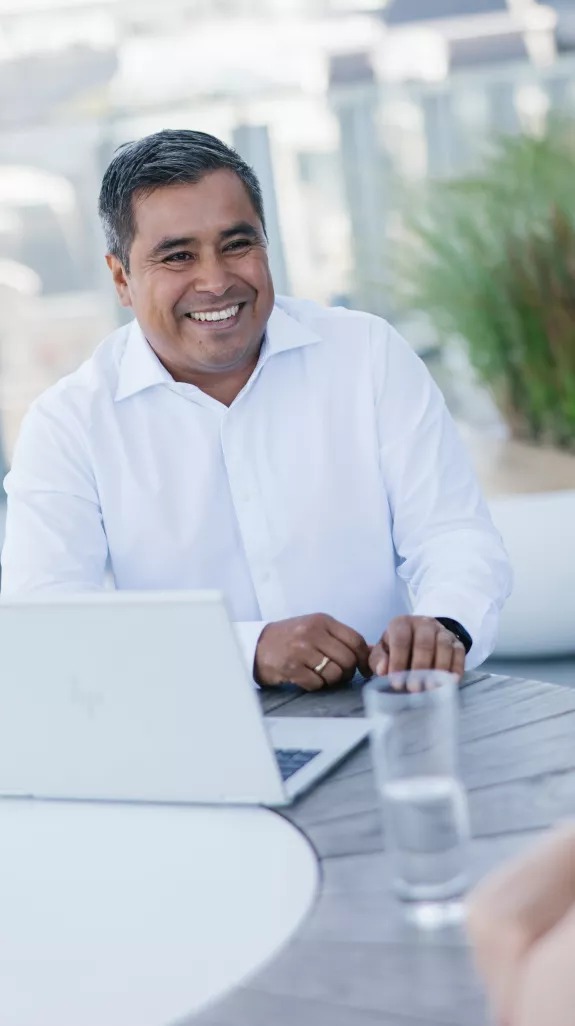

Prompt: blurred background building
[{"left": 1, "top": 0, "right": 574, "bottom": 674}]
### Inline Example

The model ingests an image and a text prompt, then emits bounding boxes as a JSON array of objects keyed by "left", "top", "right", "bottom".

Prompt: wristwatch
[{"left": 435, "top": 617, "right": 473, "bottom": 655}]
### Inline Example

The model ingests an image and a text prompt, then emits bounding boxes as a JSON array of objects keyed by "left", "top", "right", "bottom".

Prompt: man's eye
[
  {"left": 224, "top": 239, "right": 251, "bottom": 252},
  {"left": 165, "top": 252, "right": 193, "bottom": 263}
]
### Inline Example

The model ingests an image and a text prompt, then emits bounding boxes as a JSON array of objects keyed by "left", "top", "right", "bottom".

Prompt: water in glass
[{"left": 380, "top": 774, "right": 469, "bottom": 902}]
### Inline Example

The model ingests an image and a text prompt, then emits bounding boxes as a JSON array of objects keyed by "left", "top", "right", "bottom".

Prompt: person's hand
[
  {"left": 467, "top": 824, "right": 575, "bottom": 1026},
  {"left": 368, "top": 615, "right": 467, "bottom": 679},
  {"left": 254, "top": 613, "right": 372, "bottom": 690}
]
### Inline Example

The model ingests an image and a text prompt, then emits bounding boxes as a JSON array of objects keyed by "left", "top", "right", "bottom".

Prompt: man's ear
[{"left": 106, "top": 254, "right": 133, "bottom": 309}]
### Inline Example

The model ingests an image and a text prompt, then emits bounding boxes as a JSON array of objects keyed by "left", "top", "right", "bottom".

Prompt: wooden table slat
[
  {"left": 320, "top": 830, "right": 544, "bottom": 897},
  {"left": 461, "top": 708, "right": 575, "bottom": 789},
  {"left": 261, "top": 670, "right": 494, "bottom": 719},
  {"left": 458, "top": 670, "right": 493, "bottom": 689},
  {"left": 187, "top": 987, "right": 455, "bottom": 1026},
  {"left": 258, "top": 687, "right": 302, "bottom": 713},
  {"left": 460, "top": 681, "right": 575, "bottom": 741},
  {"left": 240, "top": 941, "right": 484, "bottom": 1026}
]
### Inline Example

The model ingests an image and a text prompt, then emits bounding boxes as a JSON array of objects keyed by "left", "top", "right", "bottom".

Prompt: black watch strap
[{"left": 435, "top": 617, "right": 473, "bottom": 654}]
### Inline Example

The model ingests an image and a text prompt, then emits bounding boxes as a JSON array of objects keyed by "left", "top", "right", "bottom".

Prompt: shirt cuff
[
  {"left": 233, "top": 620, "right": 269, "bottom": 684},
  {"left": 412, "top": 589, "right": 499, "bottom": 669}
]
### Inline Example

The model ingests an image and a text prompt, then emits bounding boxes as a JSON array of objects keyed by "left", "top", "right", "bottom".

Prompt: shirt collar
[
  {"left": 263, "top": 302, "right": 321, "bottom": 357},
  {"left": 114, "top": 302, "right": 321, "bottom": 403},
  {"left": 115, "top": 320, "right": 174, "bottom": 402}
]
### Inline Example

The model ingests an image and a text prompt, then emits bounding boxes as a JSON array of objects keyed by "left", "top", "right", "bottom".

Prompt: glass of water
[{"left": 363, "top": 670, "right": 470, "bottom": 927}]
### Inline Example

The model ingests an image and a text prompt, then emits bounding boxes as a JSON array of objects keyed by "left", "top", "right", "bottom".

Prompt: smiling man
[{"left": 1, "top": 129, "right": 511, "bottom": 687}]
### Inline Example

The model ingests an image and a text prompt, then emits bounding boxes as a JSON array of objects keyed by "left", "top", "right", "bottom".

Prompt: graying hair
[{"left": 98, "top": 128, "right": 267, "bottom": 271}]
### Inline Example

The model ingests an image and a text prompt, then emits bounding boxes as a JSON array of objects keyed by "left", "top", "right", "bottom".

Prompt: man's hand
[
  {"left": 368, "top": 615, "right": 467, "bottom": 679},
  {"left": 254, "top": 613, "right": 372, "bottom": 690}
]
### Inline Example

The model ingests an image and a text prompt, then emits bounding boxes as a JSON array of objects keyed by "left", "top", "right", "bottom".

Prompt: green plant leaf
[{"left": 396, "top": 121, "right": 575, "bottom": 449}]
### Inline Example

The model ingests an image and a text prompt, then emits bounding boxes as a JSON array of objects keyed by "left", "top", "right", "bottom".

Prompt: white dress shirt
[{"left": 1, "top": 297, "right": 511, "bottom": 671}]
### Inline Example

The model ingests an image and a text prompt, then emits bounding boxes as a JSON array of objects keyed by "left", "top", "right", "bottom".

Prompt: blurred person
[
  {"left": 468, "top": 824, "right": 575, "bottom": 1026},
  {"left": 1, "top": 130, "right": 511, "bottom": 688}
]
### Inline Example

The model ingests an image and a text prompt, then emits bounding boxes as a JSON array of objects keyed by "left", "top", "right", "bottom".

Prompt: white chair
[{"left": 489, "top": 490, "right": 575, "bottom": 657}]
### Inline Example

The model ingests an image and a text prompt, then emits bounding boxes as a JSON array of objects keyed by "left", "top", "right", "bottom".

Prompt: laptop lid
[{"left": 0, "top": 591, "right": 287, "bottom": 806}]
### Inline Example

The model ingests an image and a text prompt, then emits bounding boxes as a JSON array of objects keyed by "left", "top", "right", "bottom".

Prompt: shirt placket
[{"left": 220, "top": 396, "right": 284, "bottom": 621}]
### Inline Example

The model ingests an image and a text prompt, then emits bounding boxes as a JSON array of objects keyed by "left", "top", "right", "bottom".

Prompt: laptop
[{"left": 0, "top": 591, "right": 369, "bottom": 807}]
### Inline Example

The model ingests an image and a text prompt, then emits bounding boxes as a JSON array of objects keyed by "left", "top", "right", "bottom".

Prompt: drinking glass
[{"left": 363, "top": 670, "right": 470, "bottom": 927}]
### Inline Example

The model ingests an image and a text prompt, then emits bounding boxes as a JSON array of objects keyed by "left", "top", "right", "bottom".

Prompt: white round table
[{"left": 0, "top": 799, "right": 319, "bottom": 1026}]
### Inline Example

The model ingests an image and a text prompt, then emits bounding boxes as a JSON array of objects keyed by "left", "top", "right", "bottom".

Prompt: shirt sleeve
[
  {"left": 233, "top": 620, "right": 269, "bottom": 683},
  {"left": 373, "top": 320, "right": 513, "bottom": 669},
  {"left": 1, "top": 396, "right": 108, "bottom": 595}
]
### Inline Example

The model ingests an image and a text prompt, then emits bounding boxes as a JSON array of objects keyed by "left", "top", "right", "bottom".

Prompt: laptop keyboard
[{"left": 275, "top": 748, "right": 322, "bottom": 782}]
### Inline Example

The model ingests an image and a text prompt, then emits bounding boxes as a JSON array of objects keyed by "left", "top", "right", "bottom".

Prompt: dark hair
[{"left": 98, "top": 129, "right": 267, "bottom": 271}]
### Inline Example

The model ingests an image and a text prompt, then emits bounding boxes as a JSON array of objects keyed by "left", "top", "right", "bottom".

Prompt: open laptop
[{"left": 0, "top": 591, "right": 369, "bottom": 807}]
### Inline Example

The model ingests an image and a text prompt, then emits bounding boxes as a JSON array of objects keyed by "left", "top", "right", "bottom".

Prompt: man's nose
[{"left": 193, "top": 252, "right": 232, "bottom": 296}]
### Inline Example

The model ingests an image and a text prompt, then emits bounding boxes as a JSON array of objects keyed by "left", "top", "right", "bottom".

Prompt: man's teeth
[{"left": 188, "top": 305, "right": 240, "bottom": 323}]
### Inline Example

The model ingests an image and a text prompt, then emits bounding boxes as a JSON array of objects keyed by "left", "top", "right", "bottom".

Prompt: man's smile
[{"left": 184, "top": 302, "right": 246, "bottom": 330}]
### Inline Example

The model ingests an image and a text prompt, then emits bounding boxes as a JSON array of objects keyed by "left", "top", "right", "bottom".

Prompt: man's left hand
[{"left": 368, "top": 615, "right": 467, "bottom": 679}]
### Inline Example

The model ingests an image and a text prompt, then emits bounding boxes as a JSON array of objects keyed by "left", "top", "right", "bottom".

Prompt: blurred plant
[{"left": 398, "top": 124, "right": 575, "bottom": 450}]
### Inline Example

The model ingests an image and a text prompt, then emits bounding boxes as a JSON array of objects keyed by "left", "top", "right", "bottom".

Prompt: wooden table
[{"left": 191, "top": 671, "right": 575, "bottom": 1026}]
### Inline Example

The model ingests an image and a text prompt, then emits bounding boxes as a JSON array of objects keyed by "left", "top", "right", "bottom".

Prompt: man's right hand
[{"left": 254, "top": 613, "right": 371, "bottom": 690}]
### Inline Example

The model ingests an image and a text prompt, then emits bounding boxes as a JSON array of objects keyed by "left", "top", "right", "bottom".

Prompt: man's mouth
[{"left": 185, "top": 303, "right": 244, "bottom": 324}]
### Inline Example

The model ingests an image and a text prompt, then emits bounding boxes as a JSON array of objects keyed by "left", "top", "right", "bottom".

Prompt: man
[{"left": 1, "top": 130, "right": 511, "bottom": 688}]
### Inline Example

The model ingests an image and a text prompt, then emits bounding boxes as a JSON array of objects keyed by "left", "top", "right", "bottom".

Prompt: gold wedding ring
[{"left": 314, "top": 655, "right": 330, "bottom": 675}]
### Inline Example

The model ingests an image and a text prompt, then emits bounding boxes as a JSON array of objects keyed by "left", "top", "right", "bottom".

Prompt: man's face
[{"left": 106, "top": 169, "right": 275, "bottom": 381}]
